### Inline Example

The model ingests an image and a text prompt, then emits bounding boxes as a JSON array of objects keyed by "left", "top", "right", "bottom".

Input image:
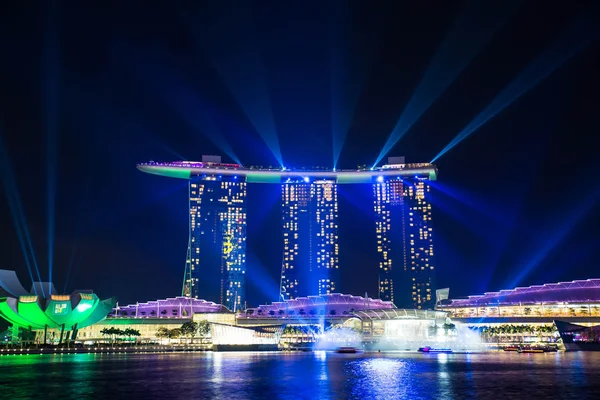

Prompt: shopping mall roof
[
  {"left": 440, "top": 279, "right": 600, "bottom": 307},
  {"left": 244, "top": 293, "right": 395, "bottom": 317},
  {"left": 112, "top": 296, "right": 230, "bottom": 318},
  {"left": 351, "top": 309, "right": 447, "bottom": 320},
  {"left": 137, "top": 161, "right": 438, "bottom": 183}
]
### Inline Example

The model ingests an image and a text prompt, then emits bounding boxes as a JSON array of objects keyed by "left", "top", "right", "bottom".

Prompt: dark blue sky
[{"left": 0, "top": 0, "right": 599, "bottom": 306}]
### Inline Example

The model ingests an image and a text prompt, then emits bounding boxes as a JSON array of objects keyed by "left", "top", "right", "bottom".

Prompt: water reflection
[{"left": 1, "top": 352, "right": 599, "bottom": 399}]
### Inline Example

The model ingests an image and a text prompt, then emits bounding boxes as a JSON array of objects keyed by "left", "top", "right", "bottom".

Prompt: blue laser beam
[
  {"left": 504, "top": 186, "right": 600, "bottom": 290},
  {"left": 432, "top": 9, "right": 600, "bottom": 162},
  {"left": 0, "top": 134, "right": 44, "bottom": 295},
  {"left": 180, "top": 3, "right": 282, "bottom": 166},
  {"left": 374, "top": 0, "right": 521, "bottom": 168},
  {"left": 2, "top": 181, "right": 36, "bottom": 293},
  {"left": 115, "top": 44, "right": 242, "bottom": 165},
  {"left": 44, "top": 0, "right": 60, "bottom": 295},
  {"left": 62, "top": 175, "right": 92, "bottom": 294},
  {"left": 164, "top": 85, "right": 243, "bottom": 166},
  {"left": 330, "top": 0, "right": 379, "bottom": 169}
]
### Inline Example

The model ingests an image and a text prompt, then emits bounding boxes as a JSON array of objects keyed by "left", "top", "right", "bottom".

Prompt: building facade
[
  {"left": 373, "top": 177, "right": 435, "bottom": 309},
  {"left": 185, "top": 174, "right": 247, "bottom": 311},
  {"left": 280, "top": 178, "right": 339, "bottom": 299},
  {"left": 139, "top": 156, "right": 436, "bottom": 309},
  {"left": 373, "top": 178, "right": 404, "bottom": 303}
]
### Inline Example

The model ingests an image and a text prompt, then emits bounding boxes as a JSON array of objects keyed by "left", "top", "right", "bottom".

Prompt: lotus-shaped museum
[{"left": 0, "top": 270, "right": 116, "bottom": 342}]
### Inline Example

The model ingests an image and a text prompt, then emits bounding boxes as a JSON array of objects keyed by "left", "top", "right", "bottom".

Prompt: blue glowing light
[
  {"left": 44, "top": 0, "right": 60, "bottom": 296},
  {"left": 376, "top": 176, "right": 384, "bottom": 183},
  {"left": 303, "top": 177, "right": 310, "bottom": 183},
  {"left": 182, "top": 5, "right": 283, "bottom": 166},
  {"left": 373, "top": 0, "right": 521, "bottom": 167},
  {"left": 432, "top": 8, "right": 599, "bottom": 162},
  {"left": 0, "top": 134, "right": 45, "bottom": 296}
]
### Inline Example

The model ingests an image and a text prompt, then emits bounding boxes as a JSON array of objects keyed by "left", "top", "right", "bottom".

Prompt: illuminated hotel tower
[
  {"left": 280, "top": 178, "right": 339, "bottom": 299},
  {"left": 373, "top": 178, "right": 404, "bottom": 303},
  {"left": 184, "top": 160, "right": 247, "bottom": 311},
  {"left": 137, "top": 155, "right": 437, "bottom": 310},
  {"left": 403, "top": 179, "right": 435, "bottom": 309},
  {"left": 373, "top": 158, "right": 436, "bottom": 309}
]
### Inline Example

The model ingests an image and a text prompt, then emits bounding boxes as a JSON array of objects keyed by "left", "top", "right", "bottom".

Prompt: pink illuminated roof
[
  {"left": 112, "top": 296, "right": 229, "bottom": 318},
  {"left": 244, "top": 293, "right": 395, "bottom": 317},
  {"left": 443, "top": 279, "right": 600, "bottom": 307}
]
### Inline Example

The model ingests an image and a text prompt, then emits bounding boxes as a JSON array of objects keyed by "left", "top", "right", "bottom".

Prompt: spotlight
[
  {"left": 303, "top": 177, "right": 310, "bottom": 183},
  {"left": 376, "top": 176, "right": 384, "bottom": 183}
]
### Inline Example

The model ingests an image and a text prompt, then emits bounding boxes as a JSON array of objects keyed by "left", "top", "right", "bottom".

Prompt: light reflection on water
[{"left": 1, "top": 352, "right": 599, "bottom": 399}]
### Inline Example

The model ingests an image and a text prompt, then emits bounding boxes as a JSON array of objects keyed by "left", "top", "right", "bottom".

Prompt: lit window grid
[
  {"left": 373, "top": 181, "right": 398, "bottom": 303},
  {"left": 280, "top": 181, "right": 339, "bottom": 299},
  {"left": 404, "top": 181, "right": 435, "bottom": 309},
  {"left": 188, "top": 178, "right": 247, "bottom": 311}
]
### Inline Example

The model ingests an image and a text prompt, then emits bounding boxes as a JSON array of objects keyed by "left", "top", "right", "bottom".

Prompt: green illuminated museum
[{"left": 0, "top": 269, "right": 116, "bottom": 344}]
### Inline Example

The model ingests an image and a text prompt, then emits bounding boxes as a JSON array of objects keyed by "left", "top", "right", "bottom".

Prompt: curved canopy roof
[
  {"left": 0, "top": 270, "right": 29, "bottom": 297},
  {"left": 442, "top": 279, "right": 600, "bottom": 307},
  {"left": 137, "top": 161, "right": 438, "bottom": 183},
  {"left": 244, "top": 293, "right": 395, "bottom": 317},
  {"left": 351, "top": 309, "right": 447, "bottom": 320},
  {"left": 113, "top": 296, "right": 229, "bottom": 318}
]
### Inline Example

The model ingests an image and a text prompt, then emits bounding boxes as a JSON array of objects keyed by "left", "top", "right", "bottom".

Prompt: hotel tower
[{"left": 138, "top": 155, "right": 437, "bottom": 310}]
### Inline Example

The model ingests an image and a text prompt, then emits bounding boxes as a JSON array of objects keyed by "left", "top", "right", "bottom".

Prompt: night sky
[{"left": 0, "top": 1, "right": 598, "bottom": 307}]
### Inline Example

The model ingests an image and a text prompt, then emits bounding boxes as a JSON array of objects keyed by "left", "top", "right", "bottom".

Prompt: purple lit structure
[
  {"left": 442, "top": 279, "right": 600, "bottom": 307},
  {"left": 112, "top": 296, "right": 229, "bottom": 318},
  {"left": 243, "top": 293, "right": 395, "bottom": 318},
  {"left": 137, "top": 160, "right": 438, "bottom": 183}
]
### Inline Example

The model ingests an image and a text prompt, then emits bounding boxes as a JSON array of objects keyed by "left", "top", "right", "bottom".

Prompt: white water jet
[{"left": 315, "top": 327, "right": 362, "bottom": 350}]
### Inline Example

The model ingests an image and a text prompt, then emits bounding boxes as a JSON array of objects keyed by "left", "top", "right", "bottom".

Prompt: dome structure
[
  {"left": 0, "top": 270, "right": 116, "bottom": 331},
  {"left": 443, "top": 279, "right": 600, "bottom": 307},
  {"left": 244, "top": 293, "right": 395, "bottom": 318}
]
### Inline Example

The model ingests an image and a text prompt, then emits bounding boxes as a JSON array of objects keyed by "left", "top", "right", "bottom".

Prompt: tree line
[
  {"left": 470, "top": 324, "right": 557, "bottom": 337},
  {"left": 155, "top": 320, "right": 211, "bottom": 340}
]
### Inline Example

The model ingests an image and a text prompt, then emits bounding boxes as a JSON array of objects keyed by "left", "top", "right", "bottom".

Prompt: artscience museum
[{"left": 0, "top": 270, "right": 116, "bottom": 344}]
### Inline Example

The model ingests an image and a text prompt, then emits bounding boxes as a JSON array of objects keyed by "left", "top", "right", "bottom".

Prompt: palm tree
[
  {"left": 180, "top": 321, "right": 198, "bottom": 343},
  {"left": 124, "top": 328, "right": 141, "bottom": 343},
  {"left": 196, "top": 320, "right": 211, "bottom": 339},
  {"left": 100, "top": 328, "right": 111, "bottom": 343},
  {"left": 168, "top": 328, "right": 182, "bottom": 342},
  {"left": 156, "top": 327, "right": 170, "bottom": 341}
]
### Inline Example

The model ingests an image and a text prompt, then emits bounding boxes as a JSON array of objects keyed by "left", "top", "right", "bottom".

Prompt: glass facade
[
  {"left": 373, "top": 179, "right": 404, "bottom": 304},
  {"left": 187, "top": 177, "right": 247, "bottom": 312},
  {"left": 280, "top": 179, "right": 339, "bottom": 299},
  {"left": 373, "top": 178, "right": 435, "bottom": 309}
]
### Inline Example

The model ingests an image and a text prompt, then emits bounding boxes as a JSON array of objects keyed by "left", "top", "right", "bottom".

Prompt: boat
[
  {"left": 517, "top": 345, "right": 549, "bottom": 353},
  {"left": 336, "top": 347, "right": 358, "bottom": 354},
  {"left": 503, "top": 346, "right": 519, "bottom": 352},
  {"left": 418, "top": 346, "right": 453, "bottom": 354},
  {"left": 541, "top": 345, "right": 558, "bottom": 353},
  {"left": 518, "top": 347, "right": 545, "bottom": 353}
]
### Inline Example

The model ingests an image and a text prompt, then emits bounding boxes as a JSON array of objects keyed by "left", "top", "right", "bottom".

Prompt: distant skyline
[{"left": 0, "top": 1, "right": 598, "bottom": 306}]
